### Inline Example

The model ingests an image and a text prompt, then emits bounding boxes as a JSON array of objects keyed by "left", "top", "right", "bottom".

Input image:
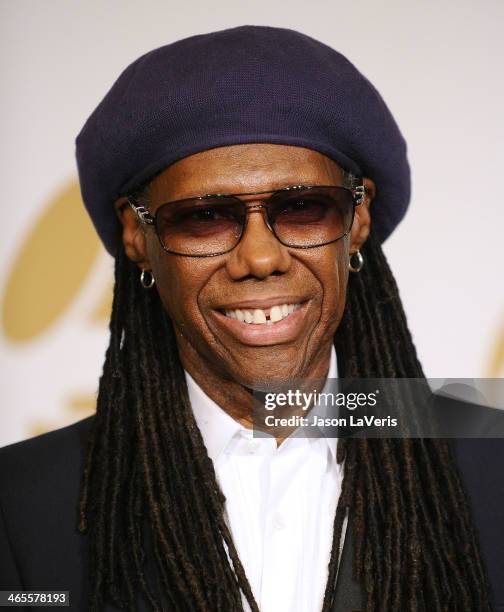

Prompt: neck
[{"left": 178, "top": 337, "right": 334, "bottom": 443}]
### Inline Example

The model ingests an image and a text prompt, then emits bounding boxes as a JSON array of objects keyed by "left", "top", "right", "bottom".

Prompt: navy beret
[{"left": 76, "top": 25, "right": 410, "bottom": 255}]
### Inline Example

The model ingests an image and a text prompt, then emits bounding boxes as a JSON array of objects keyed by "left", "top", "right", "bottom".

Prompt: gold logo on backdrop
[
  {"left": 487, "top": 315, "right": 504, "bottom": 378},
  {"left": 2, "top": 181, "right": 110, "bottom": 341},
  {"left": 1, "top": 181, "right": 112, "bottom": 437}
]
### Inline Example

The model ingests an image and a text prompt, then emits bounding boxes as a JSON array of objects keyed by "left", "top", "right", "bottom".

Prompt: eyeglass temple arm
[
  {"left": 128, "top": 199, "right": 155, "bottom": 225},
  {"left": 352, "top": 184, "right": 369, "bottom": 206}
]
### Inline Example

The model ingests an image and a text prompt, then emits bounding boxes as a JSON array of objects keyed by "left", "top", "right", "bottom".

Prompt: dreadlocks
[{"left": 78, "top": 232, "right": 493, "bottom": 612}]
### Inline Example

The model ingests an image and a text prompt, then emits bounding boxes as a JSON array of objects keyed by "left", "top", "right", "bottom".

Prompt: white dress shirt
[{"left": 185, "top": 346, "right": 344, "bottom": 612}]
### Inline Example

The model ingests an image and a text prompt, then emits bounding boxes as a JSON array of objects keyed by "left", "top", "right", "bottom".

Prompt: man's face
[{"left": 127, "top": 144, "right": 370, "bottom": 385}]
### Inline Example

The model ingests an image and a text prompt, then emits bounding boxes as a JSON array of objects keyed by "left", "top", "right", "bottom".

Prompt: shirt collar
[
  {"left": 321, "top": 346, "right": 338, "bottom": 461},
  {"left": 185, "top": 345, "right": 339, "bottom": 463}
]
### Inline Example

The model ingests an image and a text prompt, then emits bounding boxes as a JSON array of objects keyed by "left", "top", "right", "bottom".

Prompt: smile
[
  {"left": 222, "top": 303, "right": 302, "bottom": 325},
  {"left": 212, "top": 298, "right": 310, "bottom": 346}
]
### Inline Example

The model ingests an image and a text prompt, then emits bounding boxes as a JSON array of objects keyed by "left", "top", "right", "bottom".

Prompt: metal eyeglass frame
[{"left": 128, "top": 183, "right": 367, "bottom": 257}]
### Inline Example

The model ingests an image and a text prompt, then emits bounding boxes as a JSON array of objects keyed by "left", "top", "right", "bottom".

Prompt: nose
[{"left": 226, "top": 207, "right": 292, "bottom": 280}]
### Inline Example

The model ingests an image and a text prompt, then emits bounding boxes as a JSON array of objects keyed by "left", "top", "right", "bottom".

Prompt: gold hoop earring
[
  {"left": 140, "top": 269, "right": 156, "bottom": 289},
  {"left": 349, "top": 250, "right": 364, "bottom": 273}
]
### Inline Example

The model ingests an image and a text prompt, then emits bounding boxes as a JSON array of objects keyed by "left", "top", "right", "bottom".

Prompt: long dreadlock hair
[{"left": 78, "top": 231, "right": 493, "bottom": 612}]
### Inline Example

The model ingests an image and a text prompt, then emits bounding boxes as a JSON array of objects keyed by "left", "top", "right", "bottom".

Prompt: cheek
[
  {"left": 148, "top": 247, "right": 211, "bottom": 329},
  {"left": 316, "top": 241, "right": 349, "bottom": 325}
]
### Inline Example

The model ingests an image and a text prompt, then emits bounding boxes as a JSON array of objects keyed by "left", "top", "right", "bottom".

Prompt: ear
[
  {"left": 349, "top": 177, "right": 375, "bottom": 254},
  {"left": 114, "top": 196, "right": 151, "bottom": 269}
]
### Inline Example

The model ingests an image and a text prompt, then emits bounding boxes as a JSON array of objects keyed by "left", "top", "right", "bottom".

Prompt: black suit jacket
[{"left": 1, "top": 410, "right": 503, "bottom": 611}]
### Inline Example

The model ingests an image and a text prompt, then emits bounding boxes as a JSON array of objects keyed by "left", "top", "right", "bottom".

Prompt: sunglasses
[{"left": 128, "top": 184, "right": 366, "bottom": 257}]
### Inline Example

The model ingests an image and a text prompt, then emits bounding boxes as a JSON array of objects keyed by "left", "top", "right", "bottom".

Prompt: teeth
[
  {"left": 270, "top": 305, "right": 283, "bottom": 323},
  {"left": 224, "top": 302, "right": 302, "bottom": 325},
  {"left": 253, "top": 309, "right": 267, "bottom": 324}
]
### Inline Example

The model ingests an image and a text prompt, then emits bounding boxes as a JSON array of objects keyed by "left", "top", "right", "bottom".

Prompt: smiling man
[
  {"left": 0, "top": 25, "right": 502, "bottom": 612},
  {"left": 123, "top": 144, "right": 373, "bottom": 424}
]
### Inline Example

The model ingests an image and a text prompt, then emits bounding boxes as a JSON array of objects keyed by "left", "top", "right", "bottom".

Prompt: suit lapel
[{"left": 332, "top": 521, "right": 365, "bottom": 612}]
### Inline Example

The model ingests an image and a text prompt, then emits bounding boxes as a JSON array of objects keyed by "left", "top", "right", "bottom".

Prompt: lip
[{"left": 211, "top": 299, "right": 310, "bottom": 346}]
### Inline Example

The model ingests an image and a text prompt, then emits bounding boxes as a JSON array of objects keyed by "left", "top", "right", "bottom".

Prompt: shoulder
[
  {"left": 0, "top": 416, "right": 95, "bottom": 529},
  {"left": 0, "top": 417, "right": 95, "bottom": 593},
  {"left": 0, "top": 416, "right": 94, "bottom": 495},
  {"left": 451, "top": 437, "right": 504, "bottom": 525},
  {"left": 0, "top": 415, "right": 94, "bottom": 524},
  {"left": 451, "top": 438, "right": 504, "bottom": 611},
  {"left": 0, "top": 415, "right": 93, "bottom": 458}
]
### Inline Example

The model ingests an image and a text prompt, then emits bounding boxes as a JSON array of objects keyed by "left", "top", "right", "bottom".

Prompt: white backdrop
[{"left": 1, "top": 0, "right": 503, "bottom": 446}]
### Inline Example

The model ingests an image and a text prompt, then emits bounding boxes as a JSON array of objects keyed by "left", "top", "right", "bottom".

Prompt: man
[{"left": 1, "top": 26, "right": 502, "bottom": 612}]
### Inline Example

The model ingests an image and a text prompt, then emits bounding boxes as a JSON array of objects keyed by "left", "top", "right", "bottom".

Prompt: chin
[{"left": 222, "top": 346, "right": 314, "bottom": 390}]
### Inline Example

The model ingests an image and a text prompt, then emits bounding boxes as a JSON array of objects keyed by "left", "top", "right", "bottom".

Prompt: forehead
[{"left": 147, "top": 144, "right": 344, "bottom": 204}]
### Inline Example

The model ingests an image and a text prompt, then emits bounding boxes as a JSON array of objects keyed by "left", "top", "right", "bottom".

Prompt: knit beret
[{"left": 76, "top": 25, "right": 410, "bottom": 255}]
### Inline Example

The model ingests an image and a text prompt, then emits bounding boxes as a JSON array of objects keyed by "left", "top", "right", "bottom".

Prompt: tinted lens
[
  {"left": 155, "top": 197, "right": 243, "bottom": 255},
  {"left": 268, "top": 186, "right": 354, "bottom": 247}
]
